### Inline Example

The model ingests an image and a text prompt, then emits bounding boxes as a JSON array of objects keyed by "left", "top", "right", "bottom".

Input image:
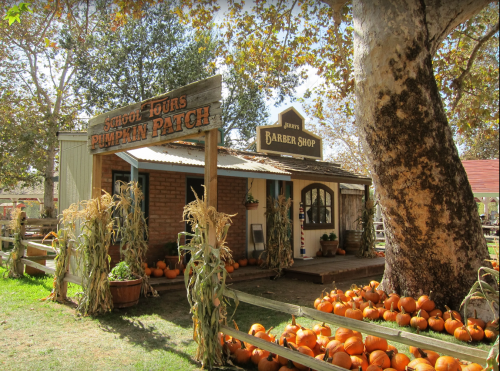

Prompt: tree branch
[
  {"left": 424, "top": 0, "right": 493, "bottom": 56},
  {"left": 450, "top": 21, "right": 499, "bottom": 110}
]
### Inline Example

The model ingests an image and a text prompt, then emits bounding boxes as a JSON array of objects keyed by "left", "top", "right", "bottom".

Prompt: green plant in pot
[
  {"left": 109, "top": 261, "right": 136, "bottom": 281},
  {"left": 108, "top": 262, "right": 142, "bottom": 308},
  {"left": 165, "top": 241, "right": 182, "bottom": 269},
  {"left": 244, "top": 193, "right": 259, "bottom": 210},
  {"left": 320, "top": 231, "right": 339, "bottom": 257}
]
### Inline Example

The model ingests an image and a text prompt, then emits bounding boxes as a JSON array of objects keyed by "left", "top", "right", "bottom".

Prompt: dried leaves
[
  {"left": 179, "top": 186, "right": 237, "bottom": 369},
  {"left": 4, "top": 208, "right": 24, "bottom": 278},
  {"left": 264, "top": 195, "right": 293, "bottom": 276},
  {"left": 114, "top": 181, "right": 157, "bottom": 297}
]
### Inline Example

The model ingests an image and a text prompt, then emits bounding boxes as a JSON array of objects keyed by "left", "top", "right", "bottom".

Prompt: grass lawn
[{"left": 0, "top": 266, "right": 493, "bottom": 371}]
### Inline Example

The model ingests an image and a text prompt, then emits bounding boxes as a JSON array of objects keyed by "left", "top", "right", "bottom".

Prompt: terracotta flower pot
[
  {"left": 109, "top": 277, "right": 142, "bottom": 308},
  {"left": 245, "top": 202, "right": 259, "bottom": 210},
  {"left": 320, "top": 240, "right": 339, "bottom": 257}
]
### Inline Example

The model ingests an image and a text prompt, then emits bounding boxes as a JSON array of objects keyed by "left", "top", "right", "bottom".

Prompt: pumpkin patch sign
[{"left": 88, "top": 75, "right": 222, "bottom": 155}]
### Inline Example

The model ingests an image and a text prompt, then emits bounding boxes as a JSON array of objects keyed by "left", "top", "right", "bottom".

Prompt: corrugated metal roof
[
  {"left": 126, "top": 144, "right": 290, "bottom": 175},
  {"left": 126, "top": 143, "right": 371, "bottom": 184}
]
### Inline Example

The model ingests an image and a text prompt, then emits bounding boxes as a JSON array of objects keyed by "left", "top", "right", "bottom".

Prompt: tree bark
[
  {"left": 352, "top": 0, "right": 491, "bottom": 308},
  {"left": 43, "top": 143, "right": 56, "bottom": 218}
]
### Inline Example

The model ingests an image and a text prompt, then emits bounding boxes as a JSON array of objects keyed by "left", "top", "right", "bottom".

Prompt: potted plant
[
  {"left": 320, "top": 231, "right": 339, "bottom": 257},
  {"left": 108, "top": 261, "right": 143, "bottom": 308},
  {"left": 165, "top": 241, "right": 182, "bottom": 269},
  {"left": 244, "top": 193, "right": 259, "bottom": 210}
]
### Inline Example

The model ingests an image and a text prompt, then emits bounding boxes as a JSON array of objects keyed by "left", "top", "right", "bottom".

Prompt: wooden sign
[
  {"left": 88, "top": 75, "right": 222, "bottom": 155},
  {"left": 257, "top": 107, "right": 323, "bottom": 160}
]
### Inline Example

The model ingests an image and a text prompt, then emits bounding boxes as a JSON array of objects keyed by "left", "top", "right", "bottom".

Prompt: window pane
[
  {"left": 326, "top": 192, "right": 331, "bottom": 206},
  {"left": 326, "top": 206, "right": 331, "bottom": 223},
  {"left": 311, "top": 189, "right": 317, "bottom": 205},
  {"left": 319, "top": 207, "right": 326, "bottom": 223},
  {"left": 319, "top": 189, "right": 325, "bottom": 206},
  {"left": 305, "top": 206, "right": 312, "bottom": 223},
  {"left": 306, "top": 191, "right": 311, "bottom": 205}
]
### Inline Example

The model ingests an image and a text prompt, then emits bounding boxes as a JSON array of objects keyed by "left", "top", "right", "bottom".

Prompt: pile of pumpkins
[
  {"left": 220, "top": 317, "right": 485, "bottom": 371},
  {"left": 143, "top": 261, "right": 181, "bottom": 279},
  {"left": 313, "top": 281, "right": 499, "bottom": 344},
  {"left": 144, "top": 257, "right": 263, "bottom": 278}
]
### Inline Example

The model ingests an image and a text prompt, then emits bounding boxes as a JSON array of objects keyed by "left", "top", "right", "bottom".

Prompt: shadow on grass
[{"left": 97, "top": 313, "right": 200, "bottom": 368}]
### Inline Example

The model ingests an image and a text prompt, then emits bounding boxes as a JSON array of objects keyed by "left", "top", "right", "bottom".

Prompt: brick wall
[{"left": 101, "top": 154, "right": 248, "bottom": 265}]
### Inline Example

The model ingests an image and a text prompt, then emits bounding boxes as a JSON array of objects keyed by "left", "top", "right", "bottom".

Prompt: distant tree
[
  {"left": 74, "top": 2, "right": 217, "bottom": 116},
  {"left": 0, "top": 1, "right": 99, "bottom": 217},
  {"left": 221, "top": 67, "right": 270, "bottom": 149}
]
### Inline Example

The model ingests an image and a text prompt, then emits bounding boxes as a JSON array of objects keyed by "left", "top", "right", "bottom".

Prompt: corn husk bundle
[
  {"left": 43, "top": 204, "right": 78, "bottom": 302},
  {"left": 264, "top": 195, "right": 293, "bottom": 276},
  {"left": 179, "top": 187, "right": 237, "bottom": 369},
  {"left": 4, "top": 208, "right": 24, "bottom": 278},
  {"left": 75, "top": 192, "right": 115, "bottom": 316},
  {"left": 356, "top": 196, "right": 377, "bottom": 258},
  {"left": 114, "top": 181, "right": 157, "bottom": 297}
]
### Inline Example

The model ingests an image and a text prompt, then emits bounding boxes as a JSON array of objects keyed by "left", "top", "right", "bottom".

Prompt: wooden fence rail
[
  {"left": 223, "top": 289, "right": 488, "bottom": 367},
  {"left": 0, "top": 214, "right": 82, "bottom": 289}
]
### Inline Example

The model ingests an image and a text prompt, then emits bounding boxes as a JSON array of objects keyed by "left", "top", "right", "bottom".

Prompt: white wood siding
[
  {"left": 246, "top": 178, "right": 339, "bottom": 259},
  {"left": 59, "top": 139, "right": 92, "bottom": 213}
]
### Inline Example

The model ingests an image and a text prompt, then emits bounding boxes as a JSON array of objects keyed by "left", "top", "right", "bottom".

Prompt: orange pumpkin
[
  {"left": 144, "top": 267, "right": 152, "bottom": 276},
  {"left": 296, "top": 327, "right": 317, "bottom": 349},
  {"left": 258, "top": 353, "right": 280, "bottom": 371},
  {"left": 344, "top": 336, "right": 364, "bottom": 355},
  {"left": 156, "top": 260, "right": 167, "bottom": 270},
  {"left": 466, "top": 309, "right": 486, "bottom": 330},
  {"left": 313, "top": 322, "right": 332, "bottom": 337},
  {"left": 369, "top": 350, "right": 390, "bottom": 369},
  {"left": 410, "top": 310, "right": 428, "bottom": 330},
  {"left": 251, "top": 348, "right": 270, "bottom": 365},
  {"left": 383, "top": 303, "right": 398, "bottom": 322},
  {"left": 396, "top": 307, "right": 411, "bottom": 327},
  {"left": 335, "top": 327, "right": 354, "bottom": 343},
  {"left": 428, "top": 315, "right": 445, "bottom": 332},
  {"left": 363, "top": 301, "right": 380, "bottom": 320},
  {"left": 141, "top": 262, "right": 148, "bottom": 269},
  {"left": 444, "top": 312, "right": 463, "bottom": 335},
  {"left": 390, "top": 353, "right": 410, "bottom": 371},
  {"left": 331, "top": 351, "right": 352, "bottom": 369},
  {"left": 285, "top": 315, "right": 301, "bottom": 334},
  {"left": 364, "top": 335, "right": 388, "bottom": 352},
  {"left": 398, "top": 293, "right": 417, "bottom": 313},
  {"left": 417, "top": 292, "right": 436, "bottom": 312},
  {"left": 234, "top": 342, "right": 251, "bottom": 364},
  {"left": 325, "top": 339, "right": 345, "bottom": 355},
  {"left": 345, "top": 301, "right": 364, "bottom": 321},
  {"left": 351, "top": 354, "right": 369, "bottom": 371},
  {"left": 248, "top": 258, "right": 257, "bottom": 266},
  {"left": 434, "top": 356, "right": 461, "bottom": 371},
  {"left": 384, "top": 293, "right": 400, "bottom": 310},
  {"left": 233, "top": 262, "right": 240, "bottom": 270},
  {"left": 317, "top": 299, "right": 333, "bottom": 313},
  {"left": 238, "top": 258, "right": 248, "bottom": 267},
  {"left": 225, "top": 264, "right": 234, "bottom": 273},
  {"left": 153, "top": 268, "right": 164, "bottom": 277},
  {"left": 164, "top": 267, "right": 177, "bottom": 279}
]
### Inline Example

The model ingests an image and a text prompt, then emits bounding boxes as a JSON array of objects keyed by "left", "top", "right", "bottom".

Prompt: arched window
[{"left": 301, "top": 183, "right": 334, "bottom": 230}]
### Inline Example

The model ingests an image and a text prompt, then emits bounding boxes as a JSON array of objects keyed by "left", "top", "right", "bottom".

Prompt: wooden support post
[
  {"left": 92, "top": 155, "right": 103, "bottom": 199},
  {"left": 16, "top": 212, "right": 26, "bottom": 275},
  {"left": 204, "top": 129, "right": 218, "bottom": 247},
  {"left": 2, "top": 224, "right": 8, "bottom": 250}
]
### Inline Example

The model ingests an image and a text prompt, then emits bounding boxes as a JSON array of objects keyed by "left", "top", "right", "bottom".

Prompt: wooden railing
[
  {"left": 221, "top": 289, "right": 488, "bottom": 370},
  {"left": 0, "top": 216, "right": 82, "bottom": 290}
]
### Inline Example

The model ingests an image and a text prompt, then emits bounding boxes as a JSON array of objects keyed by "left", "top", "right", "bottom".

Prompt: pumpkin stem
[
  {"left": 401, "top": 307, "right": 407, "bottom": 314},
  {"left": 473, "top": 309, "right": 478, "bottom": 320},
  {"left": 417, "top": 348, "right": 428, "bottom": 358},
  {"left": 233, "top": 320, "right": 239, "bottom": 331},
  {"left": 324, "top": 348, "right": 330, "bottom": 360},
  {"left": 291, "top": 315, "right": 296, "bottom": 326},
  {"left": 449, "top": 311, "right": 456, "bottom": 322},
  {"left": 266, "top": 353, "right": 274, "bottom": 361},
  {"left": 386, "top": 350, "right": 394, "bottom": 359},
  {"left": 288, "top": 343, "right": 297, "bottom": 351},
  {"left": 266, "top": 326, "right": 274, "bottom": 335},
  {"left": 390, "top": 302, "right": 394, "bottom": 312},
  {"left": 287, "top": 360, "right": 295, "bottom": 369},
  {"left": 428, "top": 291, "right": 434, "bottom": 301},
  {"left": 283, "top": 338, "right": 288, "bottom": 348},
  {"left": 444, "top": 305, "right": 452, "bottom": 312},
  {"left": 352, "top": 301, "right": 357, "bottom": 310},
  {"left": 416, "top": 309, "right": 422, "bottom": 317},
  {"left": 368, "top": 300, "right": 374, "bottom": 308}
]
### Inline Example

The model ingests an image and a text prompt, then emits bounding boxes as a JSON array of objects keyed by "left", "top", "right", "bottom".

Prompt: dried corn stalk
[
  {"left": 356, "top": 196, "right": 377, "bottom": 258},
  {"left": 3, "top": 208, "right": 24, "bottom": 278},
  {"left": 264, "top": 195, "right": 293, "bottom": 276},
  {"left": 114, "top": 180, "right": 157, "bottom": 297},
  {"left": 43, "top": 203, "right": 78, "bottom": 302},
  {"left": 179, "top": 186, "right": 236, "bottom": 369},
  {"left": 75, "top": 192, "right": 115, "bottom": 316}
]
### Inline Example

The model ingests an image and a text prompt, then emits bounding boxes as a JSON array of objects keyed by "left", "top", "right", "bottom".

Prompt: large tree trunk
[
  {"left": 43, "top": 143, "right": 56, "bottom": 218},
  {"left": 352, "top": 0, "right": 491, "bottom": 309}
]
